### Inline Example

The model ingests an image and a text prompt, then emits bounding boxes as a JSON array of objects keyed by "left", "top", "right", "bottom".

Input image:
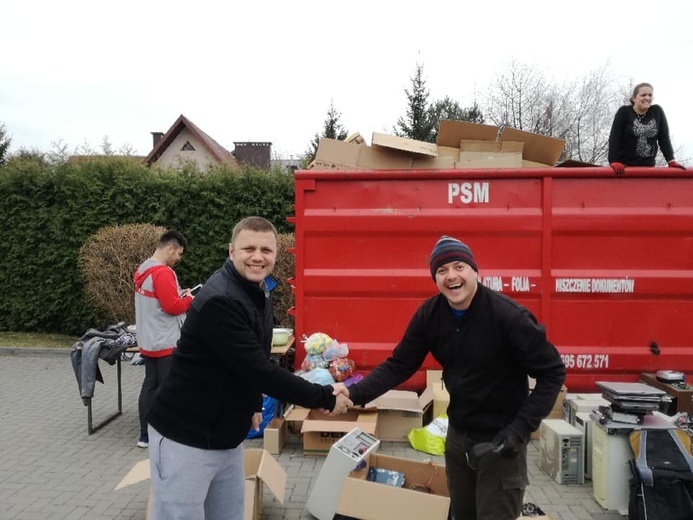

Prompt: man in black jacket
[
  {"left": 334, "top": 235, "right": 565, "bottom": 520},
  {"left": 147, "top": 216, "right": 351, "bottom": 520}
]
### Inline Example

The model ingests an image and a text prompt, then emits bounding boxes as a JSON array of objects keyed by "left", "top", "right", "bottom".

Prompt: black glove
[{"left": 492, "top": 429, "right": 523, "bottom": 459}]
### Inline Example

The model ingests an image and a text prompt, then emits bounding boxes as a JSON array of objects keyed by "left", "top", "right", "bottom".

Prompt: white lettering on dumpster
[
  {"left": 447, "top": 182, "right": 490, "bottom": 204},
  {"left": 555, "top": 278, "right": 635, "bottom": 293}
]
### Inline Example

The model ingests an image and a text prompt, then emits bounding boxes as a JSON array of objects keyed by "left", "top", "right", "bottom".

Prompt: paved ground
[{"left": 0, "top": 349, "right": 625, "bottom": 520}]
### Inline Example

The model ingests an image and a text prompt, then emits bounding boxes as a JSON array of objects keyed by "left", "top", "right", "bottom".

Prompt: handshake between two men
[{"left": 328, "top": 382, "right": 352, "bottom": 415}]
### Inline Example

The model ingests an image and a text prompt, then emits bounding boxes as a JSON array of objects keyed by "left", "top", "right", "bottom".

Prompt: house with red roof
[{"left": 144, "top": 114, "right": 241, "bottom": 170}]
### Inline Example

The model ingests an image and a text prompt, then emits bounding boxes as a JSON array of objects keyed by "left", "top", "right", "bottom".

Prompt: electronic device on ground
[{"left": 306, "top": 427, "right": 380, "bottom": 520}]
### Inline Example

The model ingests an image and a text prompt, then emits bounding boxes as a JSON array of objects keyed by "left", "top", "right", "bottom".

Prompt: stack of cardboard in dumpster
[{"left": 309, "top": 120, "right": 565, "bottom": 171}]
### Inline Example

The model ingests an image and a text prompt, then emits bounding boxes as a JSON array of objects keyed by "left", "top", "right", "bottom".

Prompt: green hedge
[{"left": 0, "top": 156, "right": 294, "bottom": 334}]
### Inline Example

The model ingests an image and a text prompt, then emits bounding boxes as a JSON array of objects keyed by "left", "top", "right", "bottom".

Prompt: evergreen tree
[
  {"left": 304, "top": 101, "right": 349, "bottom": 164},
  {"left": 428, "top": 98, "right": 485, "bottom": 141},
  {"left": 394, "top": 63, "right": 435, "bottom": 143},
  {"left": 0, "top": 122, "right": 12, "bottom": 166}
]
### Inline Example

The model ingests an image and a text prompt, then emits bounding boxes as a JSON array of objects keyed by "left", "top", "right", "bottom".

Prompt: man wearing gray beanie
[{"left": 334, "top": 234, "right": 565, "bottom": 520}]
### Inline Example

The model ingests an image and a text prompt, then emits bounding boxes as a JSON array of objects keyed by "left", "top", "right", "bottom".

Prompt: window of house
[{"left": 181, "top": 141, "right": 195, "bottom": 151}]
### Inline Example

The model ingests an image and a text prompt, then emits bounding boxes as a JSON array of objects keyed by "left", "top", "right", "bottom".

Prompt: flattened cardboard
[
  {"left": 345, "top": 132, "right": 366, "bottom": 145},
  {"left": 500, "top": 127, "right": 565, "bottom": 166},
  {"left": 522, "top": 159, "right": 551, "bottom": 168},
  {"left": 459, "top": 140, "right": 524, "bottom": 154},
  {"left": 357, "top": 145, "right": 413, "bottom": 170},
  {"left": 411, "top": 155, "right": 455, "bottom": 169},
  {"left": 437, "top": 145, "right": 461, "bottom": 158},
  {"left": 372, "top": 132, "right": 438, "bottom": 157},
  {"left": 285, "top": 407, "right": 378, "bottom": 455},
  {"left": 313, "top": 138, "right": 361, "bottom": 170},
  {"left": 437, "top": 120, "right": 500, "bottom": 148},
  {"left": 336, "top": 453, "right": 449, "bottom": 520},
  {"left": 455, "top": 154, "right": 522, "bottom": 169},
  {"left": 366, "top": 387, "right": 434, "bottom": 441}
]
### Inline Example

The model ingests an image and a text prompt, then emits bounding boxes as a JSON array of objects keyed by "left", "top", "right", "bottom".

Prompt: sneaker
[{"left": 137, "top": 433, "right": 149, "bottom": 448}]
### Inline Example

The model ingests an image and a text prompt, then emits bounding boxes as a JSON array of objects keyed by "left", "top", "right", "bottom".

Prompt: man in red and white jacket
[{"left": 133, "top": 230, "right": 193, "bottom": 448}]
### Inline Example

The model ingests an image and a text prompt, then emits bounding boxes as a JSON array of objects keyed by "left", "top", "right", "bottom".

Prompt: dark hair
[
  {"left": 630, "top": 82, "right": 653, "bottom": 105},
  {"left": 159, "top": 230, "right": 188, "bottom": 249},
  {"left": 231, "top": 216, "right": 277, "bottom": 243}
]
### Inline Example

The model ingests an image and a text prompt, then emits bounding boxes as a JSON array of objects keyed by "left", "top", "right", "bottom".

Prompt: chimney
[
  {"left": 232, "top": 142, "right": 272, "bottom": 170},
  {"left": 151, "top": 132, "right": 164, "bottom": 148}
]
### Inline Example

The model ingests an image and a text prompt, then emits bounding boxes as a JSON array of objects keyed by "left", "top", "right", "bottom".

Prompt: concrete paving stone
[{"left": 0, "top": 351, "right": 629, "bottom": 519}]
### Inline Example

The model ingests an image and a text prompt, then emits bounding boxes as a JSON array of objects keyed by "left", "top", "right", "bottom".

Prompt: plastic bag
[
  {"left": 303, "top": 332, "right": 333, "bottom": 355},
  {"left": 323, "top": 341, "right": 349, "bottom": 361},
  {"left": 246, "top": 395, "right": 276, "bottom": 439},
  {"left": 300, "top": 353, "right": 329, "bottom": 371},
  {"left": 328, "top": 357, "right": 355, "bottom": 382},
  {"left": 297, "top": 367, "right": 335, "bottom": 385},
  {"left": 407, "top": 414, "right": 448, "bottom": 456}
]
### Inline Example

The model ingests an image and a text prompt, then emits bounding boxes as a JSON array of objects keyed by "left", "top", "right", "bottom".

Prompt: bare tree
[{"left": 484, "top": 61, "right": 629, "bottom": 164}]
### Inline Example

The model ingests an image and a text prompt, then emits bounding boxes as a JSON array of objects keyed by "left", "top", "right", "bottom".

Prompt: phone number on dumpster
[{"left": 560, "top": 354, "right": 609, "bottom": 369}]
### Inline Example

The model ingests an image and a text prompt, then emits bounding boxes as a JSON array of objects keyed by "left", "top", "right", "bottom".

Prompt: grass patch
[{"left": 0, "top": 332, "right": 78, "bottom": 348}]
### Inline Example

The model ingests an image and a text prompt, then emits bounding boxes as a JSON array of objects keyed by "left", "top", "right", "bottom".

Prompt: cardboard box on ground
[
  {"left": 336, "top": 453, "right": 450, "bottom": 520},
  {"left": 309, "top": 120, "right": 566, "bottom": 171},
  {"left": 283, "top": 406, "right": 378, "bottom": 455},
  {"left": 114, "top": 449, "right": 286, "bottom": 520},
  {"left": 366, "top": 386, "right": 434, "bottom": 441}
]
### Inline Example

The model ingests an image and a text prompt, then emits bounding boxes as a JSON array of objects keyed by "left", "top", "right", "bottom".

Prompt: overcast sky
[{"left": 3, "top": 0, "right": 692, "bottom": 162}]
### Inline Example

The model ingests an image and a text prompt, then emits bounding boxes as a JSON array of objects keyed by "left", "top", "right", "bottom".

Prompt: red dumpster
[{"left": 289, "top": 166, "right": 693, "bottom": 392}]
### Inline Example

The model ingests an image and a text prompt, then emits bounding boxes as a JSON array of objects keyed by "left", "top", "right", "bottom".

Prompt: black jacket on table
[
  {"left": 348, "top": 283, "right": 566, "bottom": 443},
  {"left": 148, "top": 259, "right": 336, "bottom": 450},
  {"left": 608, "top": 104, "right": 674, "bottom": 166}
]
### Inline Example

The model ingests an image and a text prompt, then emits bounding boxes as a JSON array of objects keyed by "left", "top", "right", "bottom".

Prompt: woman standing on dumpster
[{"left": 608, "top": 82, "right": 686, "bottom": 174}]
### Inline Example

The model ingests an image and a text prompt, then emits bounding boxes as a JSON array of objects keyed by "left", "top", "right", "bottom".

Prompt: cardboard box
[
  {"left": 336, "top": 453, "right": 450, "bottom": 520},
  {"left": 345, "top": 132, "right": 366, "bottom": 145},
  {"left": 411, "top": 155, "right": 455, "bottom": 169},
  {"left": 500, "top": 127, "right": 565, "bottom": 166},
  {"left": 522, "top": 159, "right": 551, "bottom": 168},
  {"left": 114, "top": 449, "right": 286, "bottom": 520},
  {"left": 312, "top": 138, "right": 362, "bottom": 170},
  {"left": 263, "top": 416, "right": 287, "bottom": 455},
  {"left": 358, "top": 145, "right": 413, "bottom": 170},
  {"left": 437, "top": 145, "right": 462, "bottom": 158},
  {"left": 243, "top": 448, "right": 287, "bottom": 520},
  {"left": 284, "top": 407, "right": 378, "bottom": 455},
  {"left": 366, "top": 387, "right": 434, "bottom": 441},
  {"left": 312, "top": 137, "right": 414, "bottom": 171},
  {"left": 426, "top": 370, "right": 450, "bottom": 419},
  {"left": 372, "top": 132, "right": 438, "bottom": 157},
  {"left": 437, "top": 119, "right": 500, "bottom": 148},
  {"left": 455, "top": 154, "right": 522, "bottom": 169},
  {"left": 459, "top": 140, "right": 524, "bottom": 154}
]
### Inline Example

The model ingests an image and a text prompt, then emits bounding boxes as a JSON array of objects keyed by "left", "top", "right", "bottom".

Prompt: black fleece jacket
[
  {"left": 348, "top": 284, "right": 566, "bottom": 442},
  {"left": 148, "top": 259, "right": 336, "bottom": 449}
]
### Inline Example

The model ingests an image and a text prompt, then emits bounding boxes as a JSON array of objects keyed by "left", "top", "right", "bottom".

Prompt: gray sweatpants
[
  {"left": 445, "top": 424, "right": 528, "bottom": 520},
  {"left": 148, "top": 426, "right": 245, "bottom": 520}
]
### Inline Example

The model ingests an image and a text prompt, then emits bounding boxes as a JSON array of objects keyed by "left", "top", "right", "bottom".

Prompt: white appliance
[
  {"left": 574, "top": 412, "right": 593, "bottom": 479},
  {"left": 539, "top": 419, "right": 585, "bottom": 485},
  {"left": 591, "top": 419, "right": 633, "bottom": 514},
  {"left": 306, "top": 427, "right": 380, "bottom": 520}
]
